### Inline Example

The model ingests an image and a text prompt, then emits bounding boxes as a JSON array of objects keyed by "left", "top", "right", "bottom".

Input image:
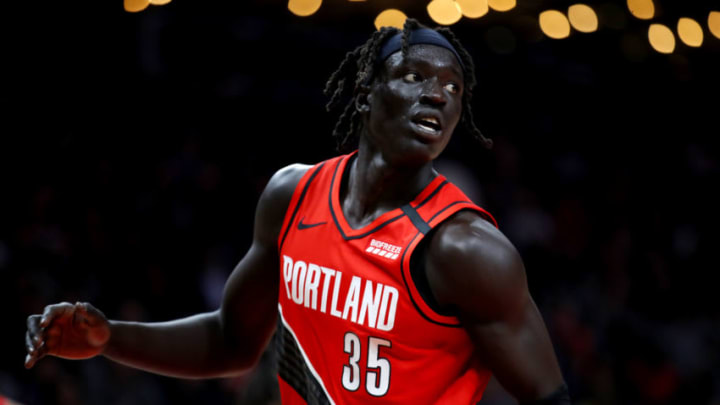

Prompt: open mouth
[{"left": 412, "top": 117, "right": 442, "bottom": 133}]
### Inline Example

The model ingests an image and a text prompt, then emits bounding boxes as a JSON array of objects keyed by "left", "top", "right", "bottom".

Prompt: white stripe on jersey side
[{"left": 278, "top": 304, "right": 337, "bottom": 405}]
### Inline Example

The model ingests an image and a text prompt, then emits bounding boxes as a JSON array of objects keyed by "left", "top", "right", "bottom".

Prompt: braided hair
[{"left": 323, "top": 18, "right": 493, "bottom": 152}]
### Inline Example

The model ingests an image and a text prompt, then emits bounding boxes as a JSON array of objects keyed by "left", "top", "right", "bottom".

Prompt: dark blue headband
[{"left": 377, "top": 28, "right": 464, "bottom": 68}]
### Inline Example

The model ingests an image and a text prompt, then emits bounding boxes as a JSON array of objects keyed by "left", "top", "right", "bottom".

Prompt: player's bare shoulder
[
  {"left": 261, "top": 163, "right": 312, "bottom": 203},
  {"left": 254, "top": 163, "right": 312, "bottom": 242},
  {"left": 425, "top": 210, "right": 528, "bottom": 322}
]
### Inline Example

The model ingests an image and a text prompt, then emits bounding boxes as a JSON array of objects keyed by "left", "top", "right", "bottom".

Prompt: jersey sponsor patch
[{"left": 365, "top": 239, "right": 401, "bottom": 260}]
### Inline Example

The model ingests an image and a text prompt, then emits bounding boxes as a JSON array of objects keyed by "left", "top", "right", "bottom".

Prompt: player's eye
[
  {"left": 444, "top": 83, "right": 460, "bottom": 94},
  {"left": 403, "top": 72, "right": 422, "bottom": 83}
]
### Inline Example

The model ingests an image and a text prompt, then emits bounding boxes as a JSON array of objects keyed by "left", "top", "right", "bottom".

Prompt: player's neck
[{"left": 341, "top": 146, "right": 436, "bottom": 228}]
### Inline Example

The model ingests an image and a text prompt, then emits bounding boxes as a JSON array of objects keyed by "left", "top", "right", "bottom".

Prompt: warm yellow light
[
  {"left": 427, "top": 0, "right": 462, "bottom": 25},
  {"left": 488, "top": 0, "right": 515, "bottom": 12},
  {"left": 627, "top": 0, "right": 654, "bottom": 20},
  {"left": 124, "top": 0, "right": 149, "bottom": 12},
  {"left": 648, "top": 23, "right": 675, "bottom": 53},
  {"left": 375, "top": 9, "right": 407, "bottom": 30},
  {"left": 709, "top": 11, "right": 720, "bottom": 40},
  {"left": 149, "top": 0, "right": 171, "bottom": 4},
  {"left": 677, "top": 18, "right": 703, "bottom": 47},
  {"left": 288, "top": 0, "right": 322, "bottom": 17},
  {"left": 539, "top": 10, "right": 571, "bottom": 39},
  {"left": 457, "top": 0, "right": 489, "bottom": 19},
  {"left": 568, "top": 4, "right": 598, "bottom": 33}
]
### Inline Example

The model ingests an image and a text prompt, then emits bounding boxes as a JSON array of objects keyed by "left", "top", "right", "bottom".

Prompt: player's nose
[{"left": 419, "top": 77, "right": 447, "bottom": 107}]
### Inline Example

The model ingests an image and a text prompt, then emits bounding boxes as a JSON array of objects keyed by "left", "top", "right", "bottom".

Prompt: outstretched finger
[
  {"left": 25, "top": 353, "right": 35, "bottom": 369},
  {"left": 25, "top": 330, "right": 36, "bottom": 354},
  {"left": 24, "top": 341, "right": 45, "bottom": 369},
  {"left": 26, "top": 314, "right": 42, "bottom": 336},
  {"left": 40, "top": 302, "right": 74, "bottom": 328},
  {"left": 25, "top": 351, "right": 40, "bottom": 369},
  {"left": 26, "top": 315, "right": 47, "bottom": 348}
]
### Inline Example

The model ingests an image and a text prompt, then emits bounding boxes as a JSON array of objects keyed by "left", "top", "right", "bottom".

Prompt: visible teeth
[
  {"left": 418, "top": 123, "right": 436, "bottom": 132},
  {"left": 418, "top": 117, "right": 439, "bottom": 127},
  {"left": 414, "top": 116, "right": 440, "bottom": 133}
]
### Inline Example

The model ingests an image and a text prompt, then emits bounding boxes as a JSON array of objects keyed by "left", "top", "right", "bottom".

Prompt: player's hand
[{"left": 25, "top": 302, "right": 111, "bottom": 369}]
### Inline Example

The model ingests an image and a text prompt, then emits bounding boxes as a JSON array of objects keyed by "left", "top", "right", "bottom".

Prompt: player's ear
[{"left": 355, "top": 84, "right": 372, "bottom": 114}]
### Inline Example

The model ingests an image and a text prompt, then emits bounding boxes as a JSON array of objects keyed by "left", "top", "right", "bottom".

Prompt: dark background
[{"left": 1, "top": 0, "right": 719, "bottom": 404}]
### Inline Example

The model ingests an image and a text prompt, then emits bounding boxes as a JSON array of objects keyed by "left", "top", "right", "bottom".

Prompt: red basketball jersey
[{"left": 276, "top": 152, "right": 498, "bottom": 404}]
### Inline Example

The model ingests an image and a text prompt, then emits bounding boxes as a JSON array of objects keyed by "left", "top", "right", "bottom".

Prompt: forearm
[
  {"left": 102, "top": 310, "right": 247, "bottom": 379},
  {"left": 465, "top": 299, "right": 566, "bottom": 401}
]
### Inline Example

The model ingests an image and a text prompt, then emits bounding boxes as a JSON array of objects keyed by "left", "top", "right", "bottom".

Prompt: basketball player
[{"left": 25, "top": 19, "right": 570, "bottom": 404}]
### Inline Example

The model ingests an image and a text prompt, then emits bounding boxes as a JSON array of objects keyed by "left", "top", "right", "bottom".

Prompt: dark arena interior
[{"left": 1, "top": 0, "right": 719, "bottom": 404}]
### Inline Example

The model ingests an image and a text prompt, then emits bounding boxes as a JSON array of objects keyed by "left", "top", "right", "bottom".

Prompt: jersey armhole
[
  {"left": 401, "top": 204, "right": 499, "bottom": 327},
  {"left": 409, "top": 226, "right": 458, "bottom": 317}
]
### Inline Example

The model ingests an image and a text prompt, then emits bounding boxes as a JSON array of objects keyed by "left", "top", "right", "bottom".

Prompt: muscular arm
[
  {"left": 424, "top": 211, "right": 566, "bottom": 402},
  {"left": 26, "top": 164, "right": 310, "bottom": 379}
]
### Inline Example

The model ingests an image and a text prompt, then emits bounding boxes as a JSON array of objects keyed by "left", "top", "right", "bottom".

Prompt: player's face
[{"left": 362, "top": 44, "right": 464, "bottom": 166}]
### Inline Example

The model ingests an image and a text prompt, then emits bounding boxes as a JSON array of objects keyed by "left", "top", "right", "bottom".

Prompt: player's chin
[
  {"left": 392, "top": 142, "right": 443, "bottom": 167},
  {"left": 410, "top": 132, "right": 450, "bottom": 159}
]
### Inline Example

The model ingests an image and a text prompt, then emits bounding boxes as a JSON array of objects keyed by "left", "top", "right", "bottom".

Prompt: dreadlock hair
[{"left": 323, "top": 18, "right": 493, "bottom": 152}]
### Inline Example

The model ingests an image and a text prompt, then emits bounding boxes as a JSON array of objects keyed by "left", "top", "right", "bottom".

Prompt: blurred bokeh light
[
  {"left": 374, "top": 9, "right": 407, "bottom": 30},
  {"left": 123, "top": 0, "right": 149, "bottom": 13},
  {"left": 488, "top": 0, "right": 515, "bottom": 13},
  {"left": 677, "top": 18, "right": 703, "bottom": 47},
  {"left": 456, "top": 0, "right": 489, "bottom": 19},
  {"left": 568, "top": 4, "right": 598, "bottom": 33},
  {"left": 540, "top": 10, "right": 571, "bottom": 39},
  {"left": 288, "top": 0, "right": 322, "bottom": 17},
  {"left": 648, "top": 23, "right": 675, "bottom": 53},
  {"left": 709, "top": 11, "right": 720, "bottom": 39},
  {"left": 427, "top": 0, "right": 462, "bottom": 25},
  {"left": 626, "top": 0, "right": 654, "bottom": 20}
]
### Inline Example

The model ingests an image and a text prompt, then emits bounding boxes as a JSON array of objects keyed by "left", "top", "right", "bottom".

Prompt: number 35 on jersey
[{"left": 342, "top": 332, "right": 392, "bottom": 397}]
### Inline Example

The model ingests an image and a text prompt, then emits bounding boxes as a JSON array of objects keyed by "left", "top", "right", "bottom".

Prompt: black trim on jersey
[
  {"left": 329, "top": 156, "right": 405, "bottom": 241},
  {"left": 276, "top": 320, "right": 332, "bottom": 405},
  {"left": 401, "top": 204, "right": 431, "bottom": 235},
  {"left": 415, "top": 180, "right": 448, "bottom": 209},
  {"left": 400, "top": 231, "right": 463, "bottom": 328},
  {"left": 427, "top": 200, "right": 497, "bottom": 228},
  {"left": 427, "top": 200, "right": 473, "bottom": 224},
  {"left": 279, "top": 163, "right": 326, "bottom": 251},
  {"left": 410, "top": 228, "right": 459, "bottom": 318}
]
